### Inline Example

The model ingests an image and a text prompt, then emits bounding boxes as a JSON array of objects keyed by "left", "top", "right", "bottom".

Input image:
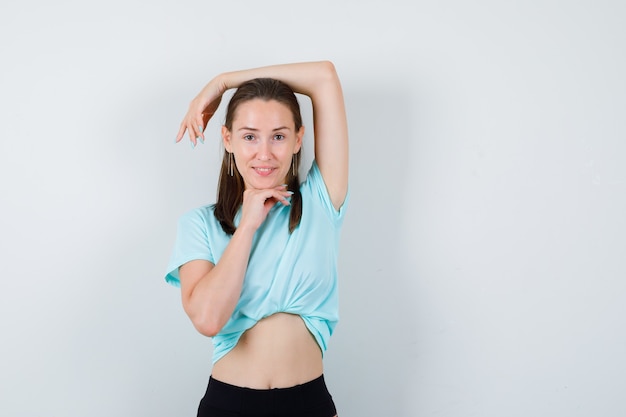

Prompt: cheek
[
  {"left": 279, "top": 148, "right": 296, "bottom": 164},
  {"left": 234, "top": 145, "right": 254, "bottom": 159}
]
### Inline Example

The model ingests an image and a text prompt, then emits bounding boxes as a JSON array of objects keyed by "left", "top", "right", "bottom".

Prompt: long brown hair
[{"left": 214, "top": 78, "right": 303, "bottom": 235}]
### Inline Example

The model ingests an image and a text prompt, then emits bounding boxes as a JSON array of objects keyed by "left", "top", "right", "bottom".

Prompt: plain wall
[{"left": 1, "top": 0, "right": 625, "bottom": 416}]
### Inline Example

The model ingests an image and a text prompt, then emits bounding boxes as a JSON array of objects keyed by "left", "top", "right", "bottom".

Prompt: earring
[
  {"left": 229, "top": 152, "right": 234, "bottom": 176},
  {"left": 292, "top": 154, "right": 297, "bottom": 176}
]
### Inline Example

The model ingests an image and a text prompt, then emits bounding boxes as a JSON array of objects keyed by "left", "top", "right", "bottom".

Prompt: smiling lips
[{"left": 253, "top": 167, "right": 277, "bottom": 176}]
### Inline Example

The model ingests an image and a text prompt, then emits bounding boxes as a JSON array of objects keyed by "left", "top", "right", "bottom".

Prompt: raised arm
[{"left": 177, "top": 61, "right": 349, "bottom": 210}]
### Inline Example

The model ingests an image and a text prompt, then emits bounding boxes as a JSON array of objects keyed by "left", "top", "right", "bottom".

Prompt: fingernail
[
  {"left": 190, "top": 141, "right": 196, "bottom": 149},
  {"left": 198, "top": 125, "right": 203, "bottom": 133},
  {"left": 281, "top": 184, "right": 288, "bottom": 187},
  {"left": 287, "top": 191, "right": 294, "bottom": 195},
  {"left": 199, "top": 136, "right": 204, "bottom": 144}
]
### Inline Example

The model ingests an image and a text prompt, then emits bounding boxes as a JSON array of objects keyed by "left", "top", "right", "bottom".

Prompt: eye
[
  {"left": 243, "top": 134, "right": 255, "bottom": 141},
  {"left": 273, "top": 134, "right": 285, "bottom": 141}
]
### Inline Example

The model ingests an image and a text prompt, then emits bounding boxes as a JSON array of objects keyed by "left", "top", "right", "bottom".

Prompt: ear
[
  {"left": 294, "top": 126, "right": 304, "bottom": 153},
  {"left": 222, "top": 125, "right": 232, "bottom": 152}
]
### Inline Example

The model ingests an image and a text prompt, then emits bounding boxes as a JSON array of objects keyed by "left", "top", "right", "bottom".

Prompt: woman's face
[{"left": 223, "top": 99, "right": 303, "bottom": 190}]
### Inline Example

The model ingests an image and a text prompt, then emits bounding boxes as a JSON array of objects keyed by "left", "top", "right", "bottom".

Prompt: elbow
[
  {"left": 183, "top": 297, "right": 227, "bottom": 337},
  {"left": 319, "top": 60, "right": 338, "bottom": 80},
  {"left": 196, "top": 326, "right": 220, "bottom": 338},
  {"left": 191, "top": 314, "right": 224, "bottom": 338}
]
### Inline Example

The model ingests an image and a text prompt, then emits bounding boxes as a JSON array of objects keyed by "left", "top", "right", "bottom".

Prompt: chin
[
  {"left": 244, "top": 170, "right": 287, "bottom": 189},
  {"left": 244, "top": 178, "right": 279, "bottom": 190}
]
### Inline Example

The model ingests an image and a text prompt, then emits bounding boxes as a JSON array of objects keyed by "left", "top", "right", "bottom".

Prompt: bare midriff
[{"left": 210, "top": 313, "right": 323, "bottom": 389}]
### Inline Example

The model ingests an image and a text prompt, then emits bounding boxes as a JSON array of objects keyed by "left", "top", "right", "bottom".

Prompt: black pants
[{"left": 197, "top": 375, "right": 337, "bottom": 417}]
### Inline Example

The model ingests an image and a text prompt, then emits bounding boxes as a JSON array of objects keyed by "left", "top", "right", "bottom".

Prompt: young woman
[{"left": 166, "top": 61, "right": 349, "bottom": 417}]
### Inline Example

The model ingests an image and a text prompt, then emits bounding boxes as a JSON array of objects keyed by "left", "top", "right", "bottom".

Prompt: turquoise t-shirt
[{"left": 165, "top": 161, "right": 347, "bottom": 364}]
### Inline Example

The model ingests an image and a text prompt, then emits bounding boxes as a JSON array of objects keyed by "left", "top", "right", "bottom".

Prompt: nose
[{"left": 257, "top": 139, "right": 271, "bottom": 161}]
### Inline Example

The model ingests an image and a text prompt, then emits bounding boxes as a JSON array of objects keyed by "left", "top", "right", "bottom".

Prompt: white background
[{"left": 1, "top": 1, "right": 625, "bottom": 416}]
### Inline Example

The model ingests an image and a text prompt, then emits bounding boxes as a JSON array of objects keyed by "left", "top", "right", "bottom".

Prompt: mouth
[{"left": 253, "top": 167, "right": 277, "bottom": 176}]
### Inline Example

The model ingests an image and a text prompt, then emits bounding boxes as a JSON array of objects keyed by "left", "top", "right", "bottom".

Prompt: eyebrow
[{"left": 237, "top": 126, "right": 292, "bottom": 132}]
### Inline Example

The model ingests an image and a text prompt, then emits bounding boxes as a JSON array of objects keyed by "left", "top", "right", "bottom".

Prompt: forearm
[
  {"left": 215, "top": 60, "right": 339, "bottom": 100},
  {"left": 184, "top": 225, "right": 256, "bottom": 336}
]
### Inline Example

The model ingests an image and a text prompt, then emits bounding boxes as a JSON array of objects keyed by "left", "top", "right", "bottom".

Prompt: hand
[
  {"left": 176, "top": 77, "right": 227, "bottom": 146},
  {"left": 238, "top": 185, "right": 293, "bottom": 232}
]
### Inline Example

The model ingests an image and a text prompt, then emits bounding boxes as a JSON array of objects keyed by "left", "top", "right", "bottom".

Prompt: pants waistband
[{"left": 205, "top": 374, "right": 330, "bottom": 412}]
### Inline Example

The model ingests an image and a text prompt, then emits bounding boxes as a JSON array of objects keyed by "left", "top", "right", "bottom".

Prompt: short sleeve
[
  {"left": 164, "top": 208, "right": 215, "bottom": 287},
  {"left": 301, "top": 160, "right": 349, "bottom": 223}
]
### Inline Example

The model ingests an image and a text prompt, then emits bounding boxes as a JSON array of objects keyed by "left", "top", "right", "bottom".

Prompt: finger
[
  {"left": 196, "top": 115, "right": 205, "bottom": 144},
  {"left": 187, "top": 112, "right": 205, "bottom": 145},
  {"left": 199, "top": 113, "right": 211, "bottom": 142},
  {"left": 176, "top": 120, "right": 187, "bottom": 143},
  {"left": 189, "top": 115, "right": 205, "bottom": 147},
  {"left": 273, "top": 185, "right": 294, "bottom": 201},
  {"left": 261, "top": 187, "right": 288, "bottom": 197},
  {"left": 270, "top": 189, "right": 293, "bottom": 205},
  {"left": 282, "top": 191, "right": 295, "bottom": 204},
  {"left": 187, "top": 120, "right": 198, "bottom": 148},
  {"left": 246, "top": 189, "right": 282, "bottom": 206}
]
